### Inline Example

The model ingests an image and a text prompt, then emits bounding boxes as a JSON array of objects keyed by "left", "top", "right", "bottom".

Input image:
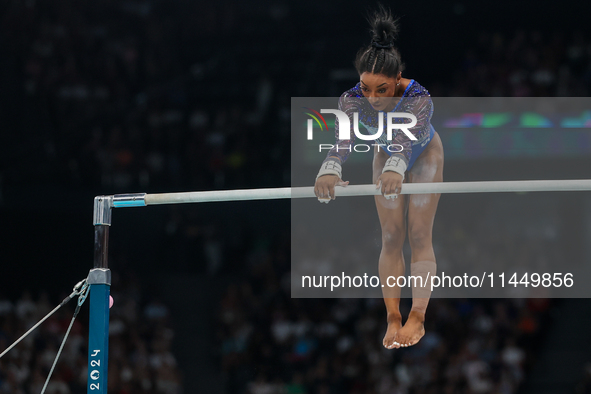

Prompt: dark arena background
[{"left": 2, "top": 0, "right": 591, "bottom": 393}]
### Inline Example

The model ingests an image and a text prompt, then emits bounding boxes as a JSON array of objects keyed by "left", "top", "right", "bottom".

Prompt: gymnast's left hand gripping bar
[{"left": 88, "top": 193, "right": 145, "bottom": 394}]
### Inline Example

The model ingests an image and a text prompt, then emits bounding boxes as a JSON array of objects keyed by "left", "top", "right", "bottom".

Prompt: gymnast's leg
[
  {"left": 393, "top": 131, "right": 444, "bottom": 348},
  {"left": 373, "top": 146, "right": 407, "bottom": 349}
]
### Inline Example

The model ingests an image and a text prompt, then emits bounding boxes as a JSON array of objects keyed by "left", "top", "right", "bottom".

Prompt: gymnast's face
[{"left": 360, "top": 72, "right": 401, "bottom": 112}]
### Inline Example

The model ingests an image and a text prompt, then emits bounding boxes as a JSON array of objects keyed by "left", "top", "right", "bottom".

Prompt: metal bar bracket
[
  {"left": 93, "top": 196, "right": 113, "bottom": 226},
  {"left": 113, "top": 193, "right": 146, "bottom": 208},
  {"left": 87, "top": 268, "right": 112, "bottom": 286}
]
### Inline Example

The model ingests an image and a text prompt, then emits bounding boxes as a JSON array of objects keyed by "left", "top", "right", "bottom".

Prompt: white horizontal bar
[{"left": 142, "top": 179, "right": 591, "bottom": 206}]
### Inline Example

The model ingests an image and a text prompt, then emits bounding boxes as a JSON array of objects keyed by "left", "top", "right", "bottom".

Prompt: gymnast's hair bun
[
  {"left": 368, "top": 4, "right": 400, "bottom": 48},
  {"left": 354, "top": 4, "right": 405, "bottom": 77}
]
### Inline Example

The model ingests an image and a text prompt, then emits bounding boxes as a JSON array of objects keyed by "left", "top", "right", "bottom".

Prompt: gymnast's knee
[
  {"left": 381, "top": 226, "right": 405, "bottom": 252},
  {"left": 408, "top": 225, "right": 432, "bottom": 251}
]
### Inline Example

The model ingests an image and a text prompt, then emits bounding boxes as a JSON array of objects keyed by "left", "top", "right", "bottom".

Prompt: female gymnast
[{"left": 313, "top": 6, "right": 444, "bottom": 349}]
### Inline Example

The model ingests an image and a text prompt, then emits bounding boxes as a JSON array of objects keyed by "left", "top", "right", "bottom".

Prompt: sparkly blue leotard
[{"left": 323, "top": 79, "right": 435, "bottom": 172}]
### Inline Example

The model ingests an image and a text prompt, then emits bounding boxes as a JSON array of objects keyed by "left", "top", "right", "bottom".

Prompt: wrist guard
[
  {"left": 316, "top": 159, "right": 342, "bottom": 180},
  {"left": 382, "top": 155, "right": 407, "bottom": 180}
]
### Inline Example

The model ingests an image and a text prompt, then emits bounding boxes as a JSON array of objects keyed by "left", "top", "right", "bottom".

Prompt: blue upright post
[
  {"left": 88, "top": 196, "right": 113, "bottom": 394},
  {"left": 87, "top": 270, "right": 111, "bottom": 393}
]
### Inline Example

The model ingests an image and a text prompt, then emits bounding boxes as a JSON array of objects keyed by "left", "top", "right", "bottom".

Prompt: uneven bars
[
  {"left": 88, "top": 177, "right": 591, "bottom": 392},
  {"left": 110, "top": 179, "right": 591, "bottom": 207}
]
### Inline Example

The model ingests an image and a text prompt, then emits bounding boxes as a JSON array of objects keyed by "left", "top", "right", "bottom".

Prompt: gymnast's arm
[{"left": 313, "top": 95, "right": 358, "bottom": 202}]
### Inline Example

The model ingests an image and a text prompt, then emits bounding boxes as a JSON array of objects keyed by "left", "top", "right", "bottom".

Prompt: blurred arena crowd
[{"left": 1, "top": 0, "right": 591, "bottom": 393}]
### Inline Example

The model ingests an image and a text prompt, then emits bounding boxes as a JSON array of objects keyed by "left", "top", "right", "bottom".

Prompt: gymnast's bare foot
[
  {"left": 392, "top": 310, "right": 425, "bottom": 348},
  {"left": 383, "top": 313, "right": 403, "bottom": 349}
]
